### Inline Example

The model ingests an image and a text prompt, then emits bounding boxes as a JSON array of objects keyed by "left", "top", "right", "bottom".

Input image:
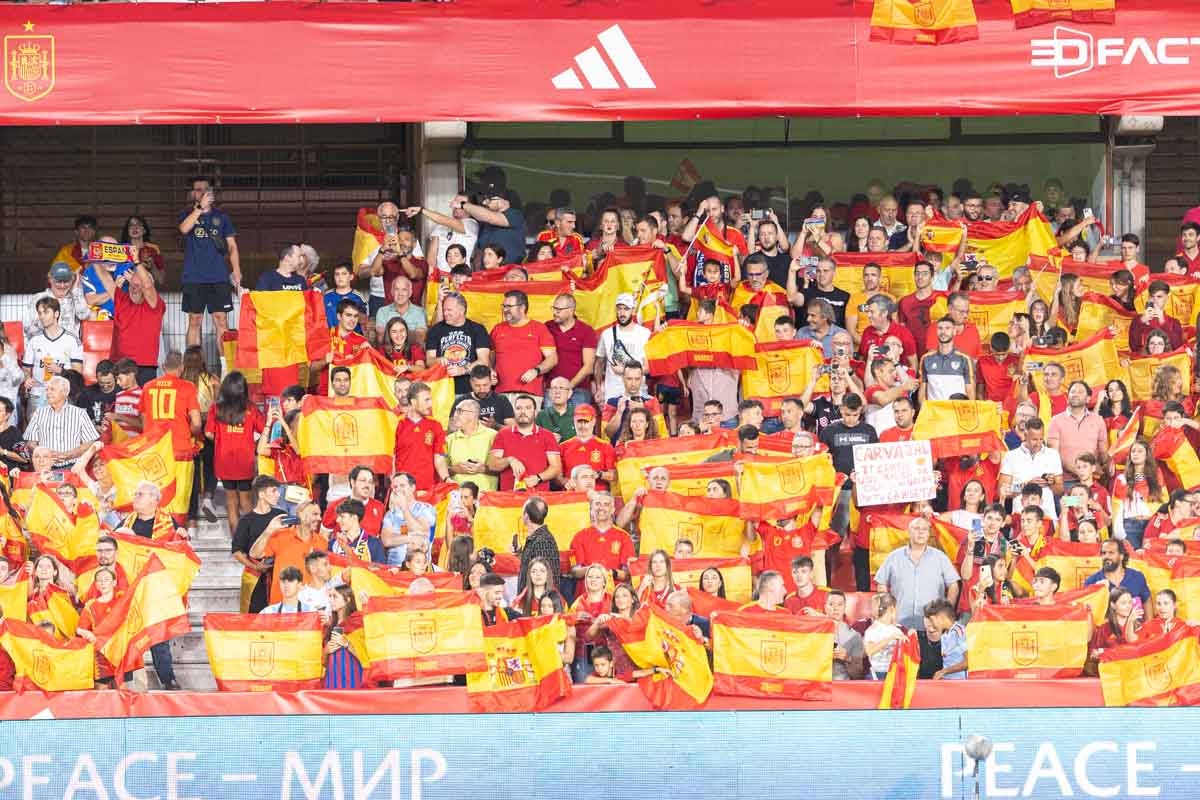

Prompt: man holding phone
[
  {"left": 1128, "top": 280, "right": 1184, "bottom": 352},
  {"left": 177, "top": 176, "right": 240, "bottom": 349},
  {"left": 445, "top": 398, "right": 497, "bottom": 491},
  {"left": 247, "top": 493, "right": 323, "bottom": 610}
]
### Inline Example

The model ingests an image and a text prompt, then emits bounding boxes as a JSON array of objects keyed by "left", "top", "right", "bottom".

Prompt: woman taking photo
[
  {"left": 76, "top": 567, "right": 123, "bottom": 687},
  {"left": 323, "top": 585, "right": 364, "bottom": 689},
  {"left": 1006, "top": 313, "right": 1033, "bottom": 356},
  {"left": 637, "top": 549, "right": 681, "bottom": 609},
  {"left": 943, "top": 479, "right": 987, "bottom": 531},
  {"left": 379, "top": 317, "right": 425, "bottom": 373},
  {"left": 206, "top": 371, "right": 265, "bottom": 534},
  {"left": 1112, "top": 440, "right": 1168, "bottom": 548},
  {"left": 569, "top": 563, "right": 612, "bottom": 682}
]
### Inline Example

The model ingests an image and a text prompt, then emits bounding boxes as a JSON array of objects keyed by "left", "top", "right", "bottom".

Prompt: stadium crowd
[{"left": 2, "top": 170, "right": 1200, "bottom": 694}]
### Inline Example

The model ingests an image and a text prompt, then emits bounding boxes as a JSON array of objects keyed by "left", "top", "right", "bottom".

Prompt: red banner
[{"left": 2, "top": 1, "right": 1200, "bottom": 124}]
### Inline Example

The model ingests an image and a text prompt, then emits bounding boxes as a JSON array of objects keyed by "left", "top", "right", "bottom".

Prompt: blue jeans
[
  {"left": 150, "top": 641, "right": 176, "bottom": 686},
  {"left": 1123, "top": 518, "right": 1149, "bottom": 551}
]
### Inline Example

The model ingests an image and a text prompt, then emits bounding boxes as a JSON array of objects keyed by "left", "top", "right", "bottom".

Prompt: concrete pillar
[
  {"left": 414, "top": 122, "right": 467, "bottom": 241},
  {"left": 1111, "top": 116, "right": 1161, "bottom": 260}
]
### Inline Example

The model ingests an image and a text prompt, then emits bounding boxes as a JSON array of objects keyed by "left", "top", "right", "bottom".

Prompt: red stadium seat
[
  {"left": 80, "top": 320, "right": 114, "bottom": 384},
  {"left": 3, "top": 321, "right": 23, "bottom": 363}
]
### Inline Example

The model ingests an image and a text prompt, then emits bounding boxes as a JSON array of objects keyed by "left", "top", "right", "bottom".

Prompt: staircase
[{"left": 143, "top": 496, "right": 242, "bottom": 691}]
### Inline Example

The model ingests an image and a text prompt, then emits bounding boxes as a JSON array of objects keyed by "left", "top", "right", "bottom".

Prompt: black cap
[{"left": 1009, "top": 190, "right": 1032, "bottom": 205}]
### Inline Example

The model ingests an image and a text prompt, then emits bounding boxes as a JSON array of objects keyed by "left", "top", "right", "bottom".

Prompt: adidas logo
[{"left": 551, "top": 24, "right": 656, "bottom": 90}]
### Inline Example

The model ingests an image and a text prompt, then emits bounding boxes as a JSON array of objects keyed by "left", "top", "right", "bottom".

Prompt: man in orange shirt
[
  {"left": 139, "top": 351, "right": 202, "bottom": 521},
  {"left": 249, "top": 500, "right": 326, "bottom": 606},
  {"left": 491, "top": 289, "right": 558, "bottom": 406}
]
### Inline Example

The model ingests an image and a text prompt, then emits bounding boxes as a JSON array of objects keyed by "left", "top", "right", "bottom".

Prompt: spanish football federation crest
[
  {"left": 759, "top": 640, "right": 787, "bottom": 676},
  {"left": 249, "top": 640, "right": 276, "bottom": 677},
  {"left": 1011, "top": 630, "right": 1039, "bottom": 666},
  {"left": 5, "top": 23, "right": 54, "bottom": 103}
]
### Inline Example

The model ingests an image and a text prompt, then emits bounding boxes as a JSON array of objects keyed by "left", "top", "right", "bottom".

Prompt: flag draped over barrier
[
  {"left": 204, "top": 612, "right": 325, "bottom": 692},
  {"left": 712, "top": 610, "right": 834, "bottom": 700}
]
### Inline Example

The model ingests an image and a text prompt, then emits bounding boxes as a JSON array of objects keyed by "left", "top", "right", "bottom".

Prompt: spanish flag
[
  {"left": 711, "top": 610, "right": 833, "bottom": 700},
  {"left": 1099, "top": 624, "right": 1200, "bottom": 707},
  {"left": 1075, "top": 292, "right": 1137, "bottom": 348},
  {"left": 466, "top": 615, "right": 572, "bottom": 713},
  {"left": 459, "top": 278, "right": 567, "bottom": 333},
  {"left": 8, "top": 473, "right": 98, "bottom": 515},
  {"left": 24, "top": 484, "right": 100, "bottom": 572},
  {"left": 27, "top": 584, "right": 79, "bottom": 638},
  {"left": 1142, "top": 273, "right": 1200, "bottom": 328},
  {"left": 574, "top": 246, "right": 666, "bottom": 330},
  {"left": 235, "top": 291, "right": 331, "bottom": 370},
  {"left": 729, "top": 281, "right": 792, "bottom": 343},
  {"left": 204, "top": 612, "right": 325, "bottom": 692},
  {"left": 686, "top": 219, "right": 736, "bottom": 287},
  {"left": 1035, "top": 540, "right": 1104, "bottom": 592},
  {"left": 295, "top": 395, "right": 399, "bottom": 476},
  {"left": 1027, "top": 256, "right": 1116, "bottom": 303},
  {"left": 1011, "top": 0, "right": 1115, "bottom": 29},
  {"left": 1132, "top": 553, "right": 1200, "bottom": 622},
  {"left": 76, "top": 531, "right": 201, "bottom": 601},
  {"left": 930, "top": 290, "right": 1027, "bottom": 342},
  {"left": 331, "top": 346, "right": 400, "bottom": 404},
  {"left": 686, "top": 587, "right": 742, "bottom": 620},
  {"left": 362, "top": 591, "right": 486, "bottom": 682},
  {"left": 741, "top": 340, "right": 827, "bottom": 416},
  {"left": 1056, "top": 583, "right": 1109, "bottom": 628},
  {"left": 636, "top": 491, "right": 746, "bottom": 558},
  {"left": 630, "top": 556, "right": 753, "bottom": 603},
  {"left": 479, "top": 251, "right": 583, "bottom": 282},
  {"left": 911, "top": 400, "right": 1004, "bottom": 460},
  {"left": 473, "top": 490, "right": 592, "bottom": 557},
  {"left": 878, "top": 630, "right": 921, "bottom": 709},
  {"left": 609, "top": 604, "right": 713, "bottom": 710},
  {"left": 739, "top": 453, "right": 838, "bottom": 521},
  {"left": 965, "top": 206, "right": 1059, "bottom": 273},
  {"left": 831, "top": 252, "right": 920, "bottom": 298},
  {"left": 0, "top": 619, "right": 94, "bottom": 692},
  {"left": 666, "top": 462, "right": 739, "bottom": 498},
  {"left": 645, "top": 321, "right": 757, "bottom": 376},
  {"left": 614, "top": 430, "right": 736, "bottom": 502},
  {"left": 1026, "top": 329, "right": 1122, "bottom": 403},
  {"left": 0, "top": 580, "right": 27, "bottom": 622},
  {"left": 1108, "top": 407, "right": 1143, "bottom": 467},
  {"left": 341, "top": 610, "right": 371, "bottom": 670},
  {"left": 1153, "top": 426, "right": 1200, "bottom": 493},
  {"left": 870, "top": 0, "right": 978, "bottom": 45},
  {"left": 100, "top": 423, "right": 177, "bottom": 512},
  {"left": 347, "top": 563, "right": 463, "bottom": 601},
  {"left": 1127, "top": 348, "right": 1192, "bottom": 403},
  {"left": 408, "top": 363, "right": 456, "bottom": 427},
  {"left": 919, "top": 216, "right": 966, "bottom": 253},
  {"left": 352, "top": 207, "right": 385, "bottom": 269},
  {"left": 864, "top": 512, "right": 915, "bottom": 574},
  {"left": 94, "top": 555, "right": 191, "bottom": 677},
  {"left": 966, "top": 603, "right": 1090, "bottom": 678}
]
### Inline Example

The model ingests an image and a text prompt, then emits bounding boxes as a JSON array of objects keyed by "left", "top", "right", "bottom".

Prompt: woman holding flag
[
  {"left": 569, "top": 563, "right": 611, "bottom": 682},
  {"left": 586, "top": 582, "right": 641, "bottom": 684},
  {"left": 76, "top": 567, "right": 123, "bottom": 687},
  {"left": 27, "top": 555, "right": 78, "bottom": 639},
  {"left": 637, "top": 550, "right": 681, "bottom": 609},
  {"left": 1111, "top": 442, "right": 1168, "bottom": 547}
]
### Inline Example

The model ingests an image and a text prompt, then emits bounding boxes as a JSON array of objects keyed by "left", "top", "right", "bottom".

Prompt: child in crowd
[{"left": 863, "top": 592, "right": 904, "bottom": 680}]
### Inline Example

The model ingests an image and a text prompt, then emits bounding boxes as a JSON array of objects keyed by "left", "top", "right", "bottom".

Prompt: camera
[
  {"left": 858, "top": 303, "right": 870, "bottom": 313},
  {"left": 817, "top": 365, "right": 833, "bottom": 376},
  {"left": 750, "top": 209, "right": 765, "bottom": 221}
]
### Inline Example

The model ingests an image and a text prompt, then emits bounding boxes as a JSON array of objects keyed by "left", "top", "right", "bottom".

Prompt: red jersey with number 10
[{"left": 139, "top": 375, "right": 201, "bottom": 459}]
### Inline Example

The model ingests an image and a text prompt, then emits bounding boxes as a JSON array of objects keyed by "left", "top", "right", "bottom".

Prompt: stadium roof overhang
[{"left": 0, "top": 0, "right": 1195, "bottom": 125}]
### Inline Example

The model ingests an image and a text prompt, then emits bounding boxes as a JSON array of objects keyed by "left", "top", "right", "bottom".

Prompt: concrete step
[
  {"left": 144, "top": 664, "right": 217, "bottom": 692},
  {"left": 189, "top": 588, "right": 240, "bottom": 613}
]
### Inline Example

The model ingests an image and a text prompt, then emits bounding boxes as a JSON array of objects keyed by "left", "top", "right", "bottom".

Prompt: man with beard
[
  {"left": 1084, "top": 539, "right": 1150, "bottom": 606},
  {"left": 961, "top": 192, "right": 984, "bottom": 223},
  {"left": 594, "top": 294, "right": 650, "bottom": 403},
  {"left": 488, "top": 395, "right": 561, "bottom": 491},
  {"left": 751, "top": 212, "right": 792, "bottom": 289}
]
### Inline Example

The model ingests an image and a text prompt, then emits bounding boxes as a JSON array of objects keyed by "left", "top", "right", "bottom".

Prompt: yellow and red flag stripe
[
  {"left": 94, "top": 554, "right": 191, "bottom": 677},
  {"left": 0, "top": 618, "right": 94, "bottom": 692},
  {"left": 362, "top": 591, "right": 486, "bottom": 682},
  {"left": 575, "top": 246, "right": 666, "bottom": 329},
  {"left": 473, "top": 490, "right": 592, "bottom": 559},
  {"left": 686, "top": 587, "right": 742, "bottom": 620},
  {"left": 466, "top": 614, "right": 572, "bottom": 713},
  {"left": 964, "top": 206, "right": 1058, "bottom": 273},
  {"left": 24, "top": 484, "right": 100, "bottom": 572},
  {"left": 1099, "top": 623, "right": 1200, "bottom": 707},
  {"left": 1026, "top": 329, "right": 1123, "bottom": 403},
  {"left": 636, "top": 491, "right": 745, "bottom": 559},
  {"left": 666, "top": 462, "right": 739, "bottom": 498},
  {"left": 204, "top": 612, "right": 325, "bottom": 692},
  {"left": 645, "top": 321, "right": 757, "bottom": 375},
  {"left": 712, "top": 610, "right": 834, "bottom": 701},
  {"left": 27, "top": 584, "right": 79, "bottom": 639},
  {"left": 864, "top": 511, "right": 914, "bottom": 575},
  {"left": 930, "top": 290, "right": 1027, "bottom": 343},
  {"left": 1011, "top": 0, "right": 1115, "bottom": 29},
  {"left": 685, "top": 219, "right": 736, "bottom": 286},
  {"left": 1036, "top": 539, "right": 1104, "bottom": 592},
  {"left": 76, "top": 531, "right": 202, "bottom": 601},
  {"left": 235, "top": 290, "right": 331, "bottom": 370},
  {"left": 1109, "top": 406, "right": 1143, "bottom": 466},
  {"left": 966, "top": 602, "right": 1090, "bottom": 678},
  {"left": 614, "top": 430, "right": 736, "bottom": 501},
  {"left": 1127, "top": 348, "right": 1192, "bottom": 403},
  {"left": 741, "top": 340, "right": 827, "bottom": 416},
  {"left": 346, "top": 561, "right": 462, "bottom": 601},
  {"left": 0, "top": 580, "right": 27, "bottom": 623},
  {"left": 738, "top": 453, "right": 838, "bottom": 521},
  {"left": 831, "top": 252, "right": 921, "bottom": 298},
  {"left": 630, "top": 555, "right": 753, "bottom": 603},
  {"left": 1075, "top": 291, "right": 1137, "bottom": 346},
  {"left": 1056, "top": 583, "right": 1109, "bottom": 628},
  {"left": 100, "top": 423, "right": 177, "bottom": 512},
  {"left": 911, "top": 400, "right": 1004, "bottom": 460},
  {"left": 352, "top": 207, "right": 385, "bottom": 269},
  {"left": 295, "top": 395, "right": 399, "bottom": 476},
  {"left": 609, "top": 603, "right": 713, "bottom": 710},
  {"left": 878, "top": 629, "right": 920, "bottom": 709},
  {"left": 459, "top": 278, "right": 567, "bottom": 333},
  {"left": 870, "top": 0, "right": 978, "bottom": 45},
  {"left": 1153, "top": 426, "right": 1200, "bottom": 493}
]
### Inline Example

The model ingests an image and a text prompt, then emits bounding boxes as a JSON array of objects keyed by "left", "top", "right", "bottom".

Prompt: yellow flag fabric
[
  {"left": 204, "top": 612, "right": 325, "bottom": 692},
  {"left": 573, "top": 247, "right": 666, "bottom": 330},
  {"left": 1036, "top": 540, "right": 1104, "bottom": 592},
  {"left": 636, "top": 491, "right": 746, "bottom": 558},
  {"left": 466, "top": 615, "right": 572, "bottom": 713},
  {"left": 966, "top": 603, "right": 1090, "bottom": 678},
  {"left": 76, "top": 532, "right": 202, "bottom": 601},
  {"left": 878, "top": 629, "right": 921, "bottom": 709},
  {"left": 711, "top": 610, "right": 834, "bottom": 700},
  {"left": 666, "top": 462, "right": 740, "bottom": 498},
  {"left": 473, "top": 491, "right": 592, "bottom": 556},
  {"left": 645, "top": 321, "right": 757, "bottom": 376},
  {"left": 911, "top": 400, "right": 1004, "bottom": 460},
  {"left": 459, "top": 279, "right": 567, "bottom": 333},
  {"left": 101, "top": 424, "right": 178, "bottom": 512},
  {"left": 1127, "top": 348, "right": 1192, "bottom": 402},
  {"left": 741, "top": 340, "right": 827, "bottom": 416},
  {"left": 964, "top": 206, "right": 1059, "bottom": 274},
  {"left": 0, "top": 581, "right": 27, "bottom": 622},
  {"left": 346, "top": 563, "right": 462, "bottom": 601},
  {"left": 95, "top": 554, "right": 191, "bottom": 676},
  {"left": 352, "top": 207, "right": 385, "bottom": 268},
  {"left": 1011, "top": 0, "right": 1115, "bottom": 28},
  {"left": 831, "top": 253, "right": 920, "bottom": 298},
  {"left": 0, "top": 619, "right": 94, "bottom": 692},
  {"left": 362, "top": 592, "right": 486, "bottom": 681},
  {"left": 1099, "top": 624, "right": 1200, "bottom": 707},
  {"left": 296, "top": 395, "right": 400, "bottom": 476},
  {"left": 1075, "top": 292, "right": 1137, "bottom": 348},
  {"left": 24, "top": 485, "right": 100, "bottom": 571},
  {"left": 609, "top": 604, "right": 713, "bottom": 709},
  {"left": 1153, "top": 427, "right": 1200, "bottom": 494},
  {"left": 929, "top": 290, "right": 1026, "bottom": 342},
  {"left": 235, "top": 291, "right": 331, "bottom": 370},
  {"left": 739, "top": 454, "right": 838, "bottom": 521},
  {"left": 1025, "top": 329, "right": 1123, "bottom": 394},
  {"left": 27, "top": 585, "right": 79, "bottom": 639},
  {"left": 870, "top": 0, "right": 979, "bottom": 44},
  {"left": 614, "top": 431, "right": 736, "bottom": 501},
  {"left": 630, "top": 556, "right": 754, "bottom": 603},
  {"left": 864, "top": 511, "right": 913, "bottom": 575}
]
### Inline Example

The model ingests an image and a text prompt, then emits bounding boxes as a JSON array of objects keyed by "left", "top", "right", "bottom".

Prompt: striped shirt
[{"left": 24, "top": 401, "right": 99, "bottom": 467}]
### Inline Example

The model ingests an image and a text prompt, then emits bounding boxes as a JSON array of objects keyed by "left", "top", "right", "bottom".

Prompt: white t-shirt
[
  {"left": 22, "top": 329, "right": 83, "bottom": 397},
  {"left": 429, "top": 218, "right": 480, "bottom": 273},
  {"left": 1000, "top": 444, "right": 1063, "bottom": 521},
  {"left": 594, "top": 323, "right": 650, "bottom": 399},
  {"left": 864, "top": 621, "right": 903, "bottom": 676}
]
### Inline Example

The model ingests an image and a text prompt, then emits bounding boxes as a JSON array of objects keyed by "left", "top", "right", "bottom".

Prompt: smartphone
[
  {"left": 817, "top": 365, "right": 833, "bottom": 376},
  {"left": 1061, "top": 495, "right": 1081, "bottom": 508},
  {"left": 978, "top": 569, "right": 994, "bottom": 589},
  {"left": 267, "top": 396, "right": 281, "bottom": 415},
  {"left": 331, "top": 625, "right": 344, "bottom": 637},
  {"left": 803, "top": 217, "right": 825, "bottom": 227},
  {"left": 750, "top": 209, "right": 765, "bottom": 221},
  {"left": 971, "top": 518, "right": 983, "bottom": 537},
  {"left": 805, "top": 265, "right": 817, "bottom": 280},
  {"left": 1082, "top": 207, "right": 1094, "bottom": 219}
]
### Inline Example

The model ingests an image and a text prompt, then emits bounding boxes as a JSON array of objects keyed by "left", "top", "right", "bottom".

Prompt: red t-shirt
[
  {"left": 897, "top": 292, "right": 938, "bottom": 356},
  {"left": 925, "top": 321, "right": 982, "bottom": 359},
  {"left": 859, "top": 322, "right": 917, "bottom": 364},
  {"left": 977, "top": 353, "right": 1020, "bottom": 403},
  {"left": 944, "top": 458, "right": 999, "bottom": 511},
  {"left": 491, "top": 319, "right": 556, "bottom": 394},
  {"left": 321, "top": 496, "right": 385, "bottom": 537},
  {"left": 206, "top": 403, "right": 265, "bottom": 481},
  {"left": 393, "top": 415, "right": 447, "bottom": 490},
  {"left": 569, "top": 525, "right": 635, "bottom": 572},
  {"left": 559, "top": 436, "right": 615, "bottom": 489},
  {"left": 548, "top": 319, "right": 598, "bottom": 385},
  {"left": 491, "top": 424, "right": 560, "bottom": 491},
  {"left": 139, "top": 375, "right": 201, "bottom": 459},
  {"left": 112, "top": 291, "right": 166, "bottom": 367},
  {"left": 784, "top": 587, "right": 829, "bottom": 616},
  {"left": 879, "top": 426, "right": 914, "bottom": 443}
]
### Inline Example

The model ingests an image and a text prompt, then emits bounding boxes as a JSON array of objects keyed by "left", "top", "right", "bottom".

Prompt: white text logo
[
  {"left": 1031, "top": 26, "right": 1200, "bottom": 78},
  {"left": 551, "top": 24, "right": 656, "bottom": 90}
]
